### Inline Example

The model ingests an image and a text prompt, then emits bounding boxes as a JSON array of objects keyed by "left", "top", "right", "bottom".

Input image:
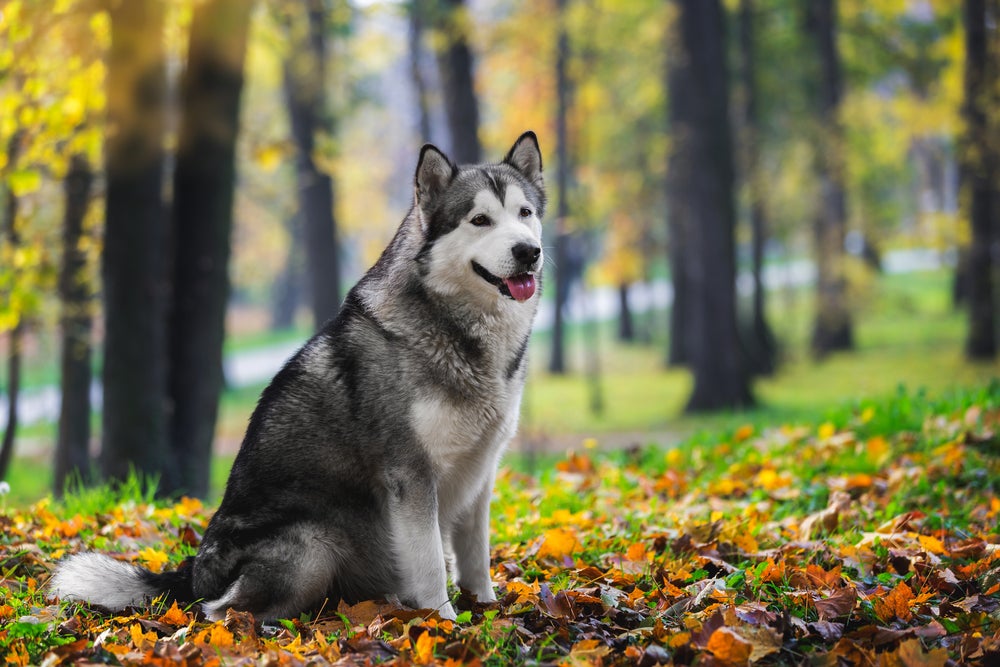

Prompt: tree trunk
[
  {"left": 166, "top": 0, "right": 252, "bottom": 498},
  {"left": 430, "top": 0, "right": 481, "bottom": 163},
  {"left": 55, "top": 155, "right": 95, "bottom": 496},
  {"left": 549, "top": 0, "right": 572, "bottom": 375},
  {"left": 668, "top": 0, "right": 754, "bottom": 412},
  {"left": 618, "top": 283, "right": 635, "bottom": 342},
  {"left": 409, "top": 0, "right": 433, "bottom": 142},
  {"left": 283, "top": 0, "right": 341, "bottom": 330},
  {"left": 0, "top": 135, "right": 22, "bottom": 482},
  {"left": 271, "top": 211, "right": 304, "bottom": 330},
  {"left": 738, "top": 0, "right": 776, "bottom": 375},
  {"left": 806, "top": 0, "right": 853, "bottom": 357},
  {"left": 101, "top": 0, "right": 171, "bottom": 488},
  {"left": 962, "top": 0, "right": 997, "bottom": 359}
]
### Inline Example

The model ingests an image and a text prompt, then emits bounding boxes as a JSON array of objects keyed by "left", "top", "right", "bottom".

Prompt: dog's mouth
[{"left": 471, "top": 261, "right": 536, "bottom": 302}]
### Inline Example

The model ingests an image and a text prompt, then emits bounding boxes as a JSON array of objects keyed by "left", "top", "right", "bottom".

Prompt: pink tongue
[{"left": 504, "top": 274, "right": 536, "bottom": 302}]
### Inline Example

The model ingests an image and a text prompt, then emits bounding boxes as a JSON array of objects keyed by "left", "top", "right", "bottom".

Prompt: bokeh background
[{"left": 0, "top": 0, "right": 997, "bottom": 504}]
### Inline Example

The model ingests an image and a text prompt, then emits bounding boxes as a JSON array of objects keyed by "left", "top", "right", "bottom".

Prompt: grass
[
  {"left": 3, "top": 383, "right": 996, "bottom": 664},
  {"left": 3, "top": 269, "right": 997, "bottom": 507}
]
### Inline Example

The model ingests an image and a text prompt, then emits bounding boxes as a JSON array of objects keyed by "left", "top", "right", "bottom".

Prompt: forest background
[{"left": 0, "top": 0, "right": 999, "bottom": 505}]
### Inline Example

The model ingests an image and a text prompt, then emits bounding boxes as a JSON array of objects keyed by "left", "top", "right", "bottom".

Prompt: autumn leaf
[
  {"left": 537, "top": 527, "right": 582, "bottom": 560},
  {"left": 707, "top": 627, "right": 754, "bottom": 665},
  {"left": 157, "top": 600, "right": 190, "bottom": 626},
  {"left": 412, "top": 631, "right": 442, "bottom": 665},
  {"left": 874, "top": 581, "right": 915, "bottom": 622},
  {"left": 137, "top": 547, "right": 169, "bottom": 573},
  {"left": 815, "top": 586, "right": 857, "bottom": 621}
]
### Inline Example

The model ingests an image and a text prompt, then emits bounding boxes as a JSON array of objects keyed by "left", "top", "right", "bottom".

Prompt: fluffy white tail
[{"left": 48, "top": 553, "right": 162, "bottom": 610}]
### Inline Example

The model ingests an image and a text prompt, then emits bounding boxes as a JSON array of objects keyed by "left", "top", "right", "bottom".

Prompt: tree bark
[
  {"left": 101, "top": 0, "right": 171, "bottom": 488},
  {"left": 283, "top": 0, "right": 341, "bottom": 330},
  {"left": 0, "top": 133, "right": 23, "bottom": 482},
  {"left": 668, "top": 0, "right": 754, "bottom": 412},
  {"left": 408, "top": 0, "right": 433, "bottom": 142},
  {"left": 806, "top": 0, "right": 853, "bottom": 357},
  {"left": 738, "top": 0, "right": 776, "bottom": 375},
  {"left": 429, "top": 0, "right": 481, "bottom": 163},
  {"left": 55, "top": 155, "right": 95, "bottom": 496},
  {"left": 166, "top": 0, "right": 252, "bottom": 498},
  {"left": 549, "top": 0, "right": 572, "bottom": 375},
  {"left": 618, "top": 283, "right": 635, "bottom": 342},
  {"left": 962, "top": 0, "right": 997, "bottom": 359},
  {"left": 271, "top": 211, "right": 305, "bottom": 330}
]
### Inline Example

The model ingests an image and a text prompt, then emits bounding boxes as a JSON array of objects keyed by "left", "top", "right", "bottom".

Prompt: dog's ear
[
  {"left": 504, "top": 131, "right": 543, "bottom": 190},
  {"left": 415, "top": 144, "right": 457, "bottom": 208}
]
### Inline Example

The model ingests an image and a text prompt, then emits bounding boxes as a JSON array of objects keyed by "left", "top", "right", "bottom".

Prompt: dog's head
[{"left": 413, "top": 132, "right": 546, "bottom": 307}]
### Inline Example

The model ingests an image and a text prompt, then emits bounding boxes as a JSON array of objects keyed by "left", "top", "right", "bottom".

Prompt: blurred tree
[
  {"left": 167, "top": 0, "right": 253, "bottom": 498},
  {"left": 0, "top": 0, "right": 104, "bottom": 487},
  {"left": 667, "top": 0, "right": 754, "bottom": 411},
  {"left": 100, "top": 0, "right": 172, "bottom": 488},
  {"left": 549, "top": 0, "right": 572, "bottom": 375},
  {"left": 427, "top": 0, "right": 481, "bottom": 163},
  {"left": 961, "top": 0, "right": 997, "bottom": 359},
  {"left": 55, "top": 155, "right": 94, "bottom": 495},
  {"left": 737, "top": 0, "right": 776, "bottom": 375},
  {"left": 282, "top": 0, "right": 342, "bottom": 329},
  {"left": 0, "top": 132, "right": 24, "bottom": 482},
  {"left": 805, "top": 0, "right": 854, "bottom": 357},
  {"left": 408, "top": 0, "right": 433, "bottom": 142},
  {"left": 270, "top": 211, "right": 305, "bottom": 330}
]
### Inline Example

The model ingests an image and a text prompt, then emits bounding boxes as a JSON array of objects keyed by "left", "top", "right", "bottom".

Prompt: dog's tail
[{"left": 48, "top": 552, "right": 194, "bottom": 611}]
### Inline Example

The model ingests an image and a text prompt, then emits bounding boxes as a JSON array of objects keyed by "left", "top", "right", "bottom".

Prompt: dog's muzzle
[{"left": 472, "top": 242, "right": 541, "bottom": 303}]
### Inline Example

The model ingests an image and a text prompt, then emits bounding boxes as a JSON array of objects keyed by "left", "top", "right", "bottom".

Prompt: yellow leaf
[
  {"left": 412, "top": 631, "right": 442, "bottom": 664},
  {"left": 130, "top": 623, "right": 157, "bottom": 650},
  {"left": 625, "top": 541, "right": 647, "bottom": 562},
  {"left": 138, "top": 547, "right": 169, "bottom": 573},
  {"left": 818, "top": 422, "right": 836, "bottom": 440},
  {"left": 158, "top": 600, "right": 189, "bottom": 626},
  {"left": 537, "top": 528, "right": 581, "bottom": 560},
  {"left": 733, "top": 424, "right": 754, "bottom": 442},
  {"left": 208, "top": 623, "right": 234, "bottom": 648},
  {"left": 706, "top": 627, "right": 753, "bottom": 665}
]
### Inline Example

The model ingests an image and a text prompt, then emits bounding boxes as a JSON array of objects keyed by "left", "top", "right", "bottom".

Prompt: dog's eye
[
  {"left": 470, "top": 214, "right": 491, "bottom": 227},
  {"left": 519, "top": 207, "right": 533, "bottom": 219}
]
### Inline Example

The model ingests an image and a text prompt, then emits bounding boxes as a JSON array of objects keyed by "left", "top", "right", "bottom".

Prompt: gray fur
[{"left": 49, "top": 132, "right": 546, "bottom": 623}]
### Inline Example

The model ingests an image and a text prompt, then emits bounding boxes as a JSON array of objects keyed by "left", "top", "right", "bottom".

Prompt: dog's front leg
[
  {"left": 450, "top": 475, "right": 497, "bottom": 603},
  {"left": 387, "top": 475, "right": 456, "bottom": 620}
]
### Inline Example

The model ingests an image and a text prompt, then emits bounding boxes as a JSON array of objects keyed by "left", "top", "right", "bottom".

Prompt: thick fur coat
[{"left": 50, "top": 132, "right": 547, "bottom": 622}]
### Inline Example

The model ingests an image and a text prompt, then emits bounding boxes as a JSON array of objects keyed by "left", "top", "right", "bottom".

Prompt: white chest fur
[{"left": 410, "top": 390, "right": 520, "bottom": 519}]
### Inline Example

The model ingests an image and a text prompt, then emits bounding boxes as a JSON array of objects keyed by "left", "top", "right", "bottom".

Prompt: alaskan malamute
[{"left": 50, "top": 132, "right": 547, "bottom": 622}]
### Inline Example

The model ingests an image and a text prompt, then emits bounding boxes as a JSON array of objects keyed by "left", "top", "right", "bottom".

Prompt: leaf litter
[{"left": 1, "top": 394, "right": 999, "bottom": 665}]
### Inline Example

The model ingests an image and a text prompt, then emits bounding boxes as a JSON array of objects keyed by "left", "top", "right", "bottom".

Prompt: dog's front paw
[{"left": 437, "top": 601, "right": 457, "bottom": 620}]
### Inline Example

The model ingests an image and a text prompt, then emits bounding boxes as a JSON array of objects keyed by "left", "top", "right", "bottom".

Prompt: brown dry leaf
[
  {"left": 882, "top": 638, "right": 949, "bottom": 667},
  {"left": 799, "top": 491, "right": 851, "bottom": 540},
  {"left": 815, "top": 586, "right": 857, "bottom": 621}
]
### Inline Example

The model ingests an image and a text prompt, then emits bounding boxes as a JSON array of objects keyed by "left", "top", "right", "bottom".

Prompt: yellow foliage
[{"left": 538, "top": 527, "right": 582, "bottom": 560}]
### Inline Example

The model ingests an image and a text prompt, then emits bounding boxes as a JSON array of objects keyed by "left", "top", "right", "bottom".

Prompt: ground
[{"left": 1, "top": 385, "right": 998, "bottom": 665}]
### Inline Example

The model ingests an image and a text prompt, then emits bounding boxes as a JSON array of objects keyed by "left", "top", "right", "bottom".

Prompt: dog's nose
[{"left": 512, "top": 242, "right": 541, "bottom": 266}]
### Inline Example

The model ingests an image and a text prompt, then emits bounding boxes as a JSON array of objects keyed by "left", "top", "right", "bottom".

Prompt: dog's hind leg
[
  {"left": 385, "top": 474, "right": 455, "bottom": 619},
  {"left": 197, "top": 524, "right": 339, "bottom": 622}
]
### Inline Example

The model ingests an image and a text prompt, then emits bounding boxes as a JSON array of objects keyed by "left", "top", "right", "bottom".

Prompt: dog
[{"left": 49, "top": 132, "right": 546, "bottom": 622}]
